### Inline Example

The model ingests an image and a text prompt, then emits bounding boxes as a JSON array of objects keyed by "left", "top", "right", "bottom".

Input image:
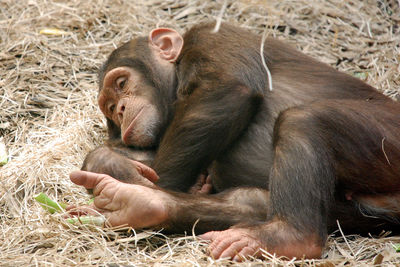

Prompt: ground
[{"left": 0, "top": 0, "right": 399, "bottom": 266}]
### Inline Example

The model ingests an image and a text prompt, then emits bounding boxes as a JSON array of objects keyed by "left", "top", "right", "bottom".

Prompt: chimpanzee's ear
[{"left": 149, "top": 28, "right": 183, "bottom": 63}]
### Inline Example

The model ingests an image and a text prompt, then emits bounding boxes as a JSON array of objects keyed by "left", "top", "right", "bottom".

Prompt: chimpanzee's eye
[
  {"left": 109, "top": 104, "right": 115, "bottom": 113},
  {"left": 116, "top": 77, "right": 126, "bottom": 90}
]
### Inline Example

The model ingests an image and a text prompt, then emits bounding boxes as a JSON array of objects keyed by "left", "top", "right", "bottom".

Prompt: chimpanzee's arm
[{"left": 153, "top": 81, "right": 263, "bottom": 191}]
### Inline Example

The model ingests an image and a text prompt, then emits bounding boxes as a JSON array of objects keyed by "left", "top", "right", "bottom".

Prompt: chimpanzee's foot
[
  {"left": 69, "top": 170, "right": 168, "bottom": 228},
  {"left": 200, "top": 228, "right": 262, "bottom": 261},
  {"left": 200, "top": 220, "right": 323, "bottom": 261}
]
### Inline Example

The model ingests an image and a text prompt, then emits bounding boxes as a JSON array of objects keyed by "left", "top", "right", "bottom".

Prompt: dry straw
[{"left": 1, "top": 0, "right": 399, "bottom": 266}]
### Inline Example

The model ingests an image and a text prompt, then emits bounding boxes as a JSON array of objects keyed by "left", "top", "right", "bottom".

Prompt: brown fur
[{"left": 83, "top": 22, "right": 400, "bottom": 258}]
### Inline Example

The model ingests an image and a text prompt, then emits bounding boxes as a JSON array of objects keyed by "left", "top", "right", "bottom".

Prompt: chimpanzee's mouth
[{"left": 122, "top": 106, "right": 145, "bottom": 145}]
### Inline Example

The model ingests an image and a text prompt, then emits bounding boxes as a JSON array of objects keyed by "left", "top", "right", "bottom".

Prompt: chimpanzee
[{"left": 74, "top": 22, "right": 400, "bottom": 260}]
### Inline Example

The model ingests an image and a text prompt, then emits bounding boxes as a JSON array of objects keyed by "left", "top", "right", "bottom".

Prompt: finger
[
  {"left": 132, "top": 160, "right": 159, "bottom": 183},
  {"left": 70, "top": 170, "right": 108, "bottom": 189},
  {"left": 199, "top": 183, "right": 212, "bottom": 194},
  {"left": 197, "top": 174, "right": 206, "bottom": 184}
]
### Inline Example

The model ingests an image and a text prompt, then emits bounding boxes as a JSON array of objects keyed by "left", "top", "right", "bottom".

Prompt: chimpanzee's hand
[
  {"left": 189, "top": 173, "right": 213, "bottom": 194},
  {"left": 68, "top": 170, "right": 167, "bottom": 228},
  {"left": 82, "top": 146, "right": 159, "bottom": 187}
]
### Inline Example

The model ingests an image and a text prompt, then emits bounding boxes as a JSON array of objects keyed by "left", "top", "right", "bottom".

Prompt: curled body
[{"left": 79, "top": 22, "right": 400, "bottom": 260}]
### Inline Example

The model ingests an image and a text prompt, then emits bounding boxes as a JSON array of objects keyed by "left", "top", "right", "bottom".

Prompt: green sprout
[
  {"left": 34, "top": 192, "right": 104, "bottom": 226},
  {"left": 34, "top": 192, "right": 67, "bottom": 214},
  {"left": 65, "top": 216, "right": 105, "bottom": 226}
]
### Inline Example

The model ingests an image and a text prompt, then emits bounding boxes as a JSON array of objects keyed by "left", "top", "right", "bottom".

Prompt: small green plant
[{"left": 34, "top": 192, "right": 104, "bottom": 226}]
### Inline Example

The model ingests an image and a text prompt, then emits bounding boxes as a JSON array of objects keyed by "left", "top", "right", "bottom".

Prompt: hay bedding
[{"left": 0, "top": 0, "right": 399, "bottom": 265}]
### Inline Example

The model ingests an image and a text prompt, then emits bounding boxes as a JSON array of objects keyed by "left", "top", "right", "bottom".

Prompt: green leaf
[
  {"left": 34, "top": 192, "right": 67, "bottom": 214},
  {"left": 66, "top": 216, "right": 105, "bottom": 226}
]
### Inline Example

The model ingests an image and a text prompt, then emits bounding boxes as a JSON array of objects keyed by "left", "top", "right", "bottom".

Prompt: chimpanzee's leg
[{"left": 202, "top": 100, "right": 400, "bottom": 260}]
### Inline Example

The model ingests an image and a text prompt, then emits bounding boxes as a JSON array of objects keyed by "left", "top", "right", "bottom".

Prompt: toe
[
  {"left": 210, "top": 236, "right": 232, "bottom": 258},
  {"left": 199, "top": 230, "right": 219, "bottom": 241},
  {"left": 219, "top": 240, "right": 247, "bottom": 259},
  {"left": 233, "top": 246, "right": 257, "bottom": 262}
]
